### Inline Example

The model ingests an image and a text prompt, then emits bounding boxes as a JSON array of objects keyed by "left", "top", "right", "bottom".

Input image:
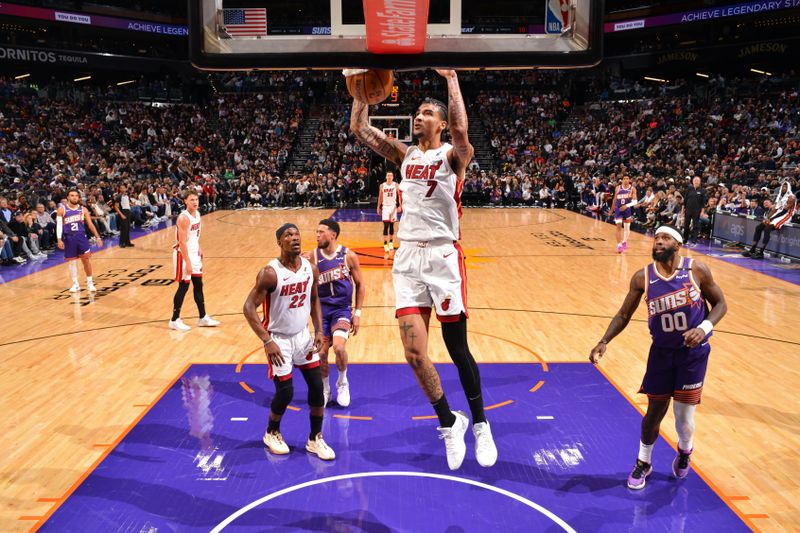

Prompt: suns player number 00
[{"left": 661, "top": 312, "right": 688, "bottom": 332}]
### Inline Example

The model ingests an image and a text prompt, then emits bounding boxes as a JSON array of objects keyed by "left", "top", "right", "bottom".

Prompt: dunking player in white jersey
[
  {"left": 377, "top": 171, "right": 402, "bottom": 259},
  {"left": 168, "top": 190, "right": 219, "bottom": 331},
  {"left": 350, "top": 69, "right": 497, "bottom": 470},
  {"left": 243, "top": 223, "right": 334, "bottom": 461}
]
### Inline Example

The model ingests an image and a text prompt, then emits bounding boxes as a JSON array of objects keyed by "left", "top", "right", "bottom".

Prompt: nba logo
[{"left": 545, "top": 0, "right": 571, "bottom": 34}]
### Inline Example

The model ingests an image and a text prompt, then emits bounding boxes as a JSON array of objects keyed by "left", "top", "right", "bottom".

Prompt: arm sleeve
[{"left": 56, "top": 216, "right": 63, "bottom": 239}]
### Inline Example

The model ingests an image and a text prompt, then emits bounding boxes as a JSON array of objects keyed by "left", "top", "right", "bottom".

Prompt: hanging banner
[{"left": 363, "top": 0, "right": 429, "bottom": 54}]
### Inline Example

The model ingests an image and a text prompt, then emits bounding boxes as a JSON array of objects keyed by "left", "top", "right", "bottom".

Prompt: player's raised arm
[
  {"left": 349, "top": 99, "right": 408, "bottom": 166},
  {"left": 590, "top": 269, "right": 646, "bottom": 364},
  {"left": 436, "top": 70, "right": 474, "bottom": 176}
]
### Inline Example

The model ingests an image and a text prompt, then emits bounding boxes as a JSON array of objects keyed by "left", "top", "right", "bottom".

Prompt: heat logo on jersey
[
  {"left": 404, "top": 160, "right": 443, "bottom": 180},
  {"left": 319, "top": 265, "right": 349, "bottom": 285},
  {"left": 647, "top": 284, "right": 701, "bottom": 318},
  {"left": 190, "top": 222, "right": 200, "bottom": 233},
  {"left": 279, "top": 278, "right": 310, "bottom": 297}
]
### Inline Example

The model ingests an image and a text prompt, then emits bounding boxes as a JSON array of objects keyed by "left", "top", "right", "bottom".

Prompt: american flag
[{"left": 223, "top": 8, "right": 267, "bottom": 37}]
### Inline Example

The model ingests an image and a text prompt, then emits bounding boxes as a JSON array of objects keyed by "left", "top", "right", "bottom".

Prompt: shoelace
[
  {"left": 474, "top": 426, "right": 493, "bottom": 452},
  {"left": 438, "top": 427, "right": 460, "bottom": 455},
  {"left": 631, "top": 460, "right": 650, "bottom": 479}
]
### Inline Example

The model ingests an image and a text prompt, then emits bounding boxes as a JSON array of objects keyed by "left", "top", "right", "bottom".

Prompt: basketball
[{"left": 345, "top": 69, "right": 394, "bottom": 105}]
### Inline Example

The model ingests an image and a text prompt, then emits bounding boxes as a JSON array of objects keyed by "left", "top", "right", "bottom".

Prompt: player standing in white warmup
[
  {"left": 350, "top": 69, "right": 497, "bottom": 470},
  {"left": 243, "top": 223, "right": 334, "bottom": 460},
  {"left": 377, "top": 171, "right": 402, "bottom": 259},
  {"left": 169, "top": 191, "right": 219, "bottom": 331}
]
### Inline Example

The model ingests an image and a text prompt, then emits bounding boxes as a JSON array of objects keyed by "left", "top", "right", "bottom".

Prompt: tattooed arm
[
  {"left": 436, "top": 70, "right": 474, "bottom": 177},
  {"left": 350, "top": 100, "right": 408, "bottom": 166}
]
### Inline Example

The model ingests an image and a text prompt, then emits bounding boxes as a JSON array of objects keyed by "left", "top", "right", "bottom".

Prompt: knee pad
[
  {"left": 301, "top": 366, "right": 324, "bottom": 407},
  {"left": 270, "top": 377, "right": 294, "bottom": 415}
]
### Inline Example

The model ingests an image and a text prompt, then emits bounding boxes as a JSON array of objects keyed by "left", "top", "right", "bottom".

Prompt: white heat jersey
[
  {"left": 381, "top": 182, "right": 398, "bottom": 208},
  {"left": 175, "top": 210, "right": 201, "bottom": 254},
  {"left": 262, "top": 256, "right": 313, "bottom": 336},
  {"left": 398, "top": 142, "right": 462, "bottom": 242}
]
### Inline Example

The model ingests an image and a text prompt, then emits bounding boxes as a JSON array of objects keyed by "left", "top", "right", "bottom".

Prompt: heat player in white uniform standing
[
  {"left": 350, "top": 69, "right": 497, "bottom": 470},
  {"left": 243, "top": 223, "right": 335, "bottom": 461},
  {"left": 168, "top": 191, "right": 219, "bottom": 331},
  {"left": 377, "top": 171, "right": 402, "bottom": 259}
]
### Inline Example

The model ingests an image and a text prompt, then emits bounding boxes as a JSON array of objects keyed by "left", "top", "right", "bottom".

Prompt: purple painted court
[{"left": 42, "top": 363, "right": 749, "bottom": 532}]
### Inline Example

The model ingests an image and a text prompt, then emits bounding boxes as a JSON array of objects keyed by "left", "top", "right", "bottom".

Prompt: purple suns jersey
[
  {"left": 645, "top": 257, "right": 709, "bottom": 349},
  {"left": 316, "top": 245, "right": 353, "bottom": 309},
  {"left": 615, "top": 186, "right": 633, "bottom": 211},
  {"left": 62, "top": 205, "right": 86, "bottom": 237}
]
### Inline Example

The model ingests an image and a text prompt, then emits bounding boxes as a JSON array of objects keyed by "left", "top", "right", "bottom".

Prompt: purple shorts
[
  {"left": 614, "top": 207, "right": 632, "bottom": 223},
  {"left": 322, "top": 306, "right": 352, "bottom": 339},
  {"left": 638, "top": 343, "right": 710, "bottom": 405},
  {"left": 63, "top": 233, "right": 91, "bottom": 260}
]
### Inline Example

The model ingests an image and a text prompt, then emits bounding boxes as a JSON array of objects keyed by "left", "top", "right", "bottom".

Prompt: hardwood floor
[{"left": 2, "top": 208, "right": 797, "bottom": 531}]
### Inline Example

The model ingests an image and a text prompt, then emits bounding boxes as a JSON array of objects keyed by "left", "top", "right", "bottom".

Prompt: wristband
[
  {"left": 263, "top": 337, "right": 274, "bottom": 346},
  {"left": 354, "top": 309, "right": 362, "bottom": 317},
  {"left": 698, "top": 320, "right": 713, "bottom": 336},
  {"left": 598, "top": 339, "right": 608, "bottom": 344}
]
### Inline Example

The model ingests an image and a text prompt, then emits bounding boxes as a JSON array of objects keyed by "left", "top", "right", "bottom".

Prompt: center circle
[{"left": 212, "top": 471, "right": 575, "bottom": 532}]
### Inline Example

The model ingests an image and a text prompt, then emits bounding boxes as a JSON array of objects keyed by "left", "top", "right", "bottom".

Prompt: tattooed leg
[{"left": 398, "top": 313, "right": 442, "bottom": 401}]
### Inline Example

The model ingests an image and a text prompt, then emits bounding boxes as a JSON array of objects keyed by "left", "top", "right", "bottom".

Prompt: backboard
[{"left": 189, "top": 0, "right": 603, "bottom": 71}]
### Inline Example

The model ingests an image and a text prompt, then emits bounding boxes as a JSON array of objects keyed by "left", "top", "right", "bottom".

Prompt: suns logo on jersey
[
  {"left": 404, "top": 160, "right": 443, "bottom": 180},
  {"left": 319, "top": 266, "right": 349, "bottom": 285},
  {"left": 63, "top": 213, "right": 83, "bottom": 224},
  {"left": 648, "top": 284, "right": 701, "bottom": 317}
]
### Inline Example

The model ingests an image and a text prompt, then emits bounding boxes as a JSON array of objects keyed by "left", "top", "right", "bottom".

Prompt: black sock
[
  {"left": 441, "top": 318, "right": 487, "bottom": 424},
  {"left": 468, "top": 393, "right": 487, "bottom": 425},
  {"left": 309, "top": 415, "right": 323, "bottom": 440},
  {"left": 432, "top": 394, "right": 456, "bottom": 427},
  {"left": 171, "top": 281, "right": 189, "bottom": 321},
  {"left": 267, "top": 418, "right": 280, "bottom": 433}
]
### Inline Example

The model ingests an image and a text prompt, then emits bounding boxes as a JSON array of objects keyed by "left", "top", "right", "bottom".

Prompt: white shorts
[
  {"left": 173, "top": 248, "right": 202, "bottom": 281},
  {"left": 382, "top": 207, "right": 397, "bottom": 223},
  {"left": 392, "top": 239, "right": 468, "bottom": 323},
  {"left": 267, "top": 328, "right": 319, "bottom": 381},
  {"left": 769, "top": 208, "right": 793, "bottom": 230}
]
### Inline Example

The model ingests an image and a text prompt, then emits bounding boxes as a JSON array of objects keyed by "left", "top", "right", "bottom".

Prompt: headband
[
  {"left": 655, "top": 226, "right": 683, "bottom": 244},
  {"left": 275, "top": 223, "right": 298, "bottom": 240}
]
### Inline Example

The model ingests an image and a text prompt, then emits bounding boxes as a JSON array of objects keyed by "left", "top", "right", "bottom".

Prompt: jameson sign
[{"left": 0, "top": 45, "right": 88, "bottom": 64}]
